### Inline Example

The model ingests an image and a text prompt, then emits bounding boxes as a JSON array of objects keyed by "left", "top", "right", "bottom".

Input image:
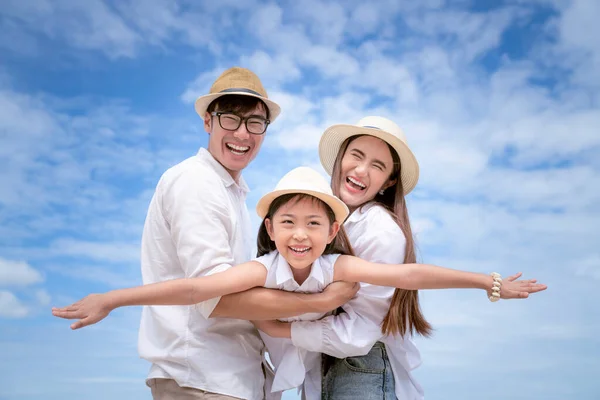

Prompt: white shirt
[
  {"left": 291, "top": 203, "right": 424, "bottom": 400},
  {"left": 255, "top": 251, "right": 339, "bottom": 396},
  {"left": 138, "top": 148, "right": 265, "bottom": 400}
]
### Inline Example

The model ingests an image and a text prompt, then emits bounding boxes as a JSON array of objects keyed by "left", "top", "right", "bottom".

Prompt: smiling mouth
[
  {"left": 226, "top": 143, "right": 250, "bottom": 155},
  {"left": 346, "top": 176, "right": 366, "bottom": 191},
  {"left": 289, "top": 246, "right": 311, "bottom": 256}
]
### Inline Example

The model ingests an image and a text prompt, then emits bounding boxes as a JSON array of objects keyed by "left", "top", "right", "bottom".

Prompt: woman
[
  {"left": 272, "top": 116, "right": 427, "bottom": 399},
  {"left": 258, "top": 116, "right": 515, "bottom": 399}
]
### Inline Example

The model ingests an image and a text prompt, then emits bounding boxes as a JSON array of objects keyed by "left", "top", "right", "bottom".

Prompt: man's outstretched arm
[{"left": 209, "top": 281, "right": 359, "bottom": 320}]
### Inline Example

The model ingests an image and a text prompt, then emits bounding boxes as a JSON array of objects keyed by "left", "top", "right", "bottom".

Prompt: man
[{"left": 138, "top": 67, "right": 358, "bottom": 400}]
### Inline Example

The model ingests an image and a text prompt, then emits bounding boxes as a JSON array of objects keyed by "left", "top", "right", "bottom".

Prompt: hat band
[
  {"left": 219, "top": 87, "right": 264, "bottom": 97},
  {"left": 362, "top": 125, "right": 382, "bottom": 130}
]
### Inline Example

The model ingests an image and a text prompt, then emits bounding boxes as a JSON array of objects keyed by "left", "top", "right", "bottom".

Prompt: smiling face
[
  {"left": 204, "top": 101, "right": 268, "bottom": 181},
  {"left": 337, "top": 135, "right": 397, "bottom": 211},
  {"left": 264, "top": 195, "right": 340, "bottom": 282}
]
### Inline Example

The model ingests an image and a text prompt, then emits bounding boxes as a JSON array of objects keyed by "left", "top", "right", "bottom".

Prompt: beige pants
[{"left": 148, "top": 378, "right": 242, "bottom": 400}]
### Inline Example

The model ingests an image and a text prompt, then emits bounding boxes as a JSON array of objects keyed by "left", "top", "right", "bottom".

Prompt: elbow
[{"left": 403, "top": 265, "right": 421, "bottom": 290}]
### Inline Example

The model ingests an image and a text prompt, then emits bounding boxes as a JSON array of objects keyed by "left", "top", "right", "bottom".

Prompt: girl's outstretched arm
[
  {"left": 52, "top": 261, "right": 267, "bottom": 329},
  {"left": 333, "top": 256, "right": 547, "bottom": 299}
]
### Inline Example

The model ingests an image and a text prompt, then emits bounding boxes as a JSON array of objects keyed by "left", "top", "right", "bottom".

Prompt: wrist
[
  {"left": 103, "top": 292, "right": 120, "bottom": 312},
  {"left": 479, "top": 274, "right": 494, "bottom": 292}
]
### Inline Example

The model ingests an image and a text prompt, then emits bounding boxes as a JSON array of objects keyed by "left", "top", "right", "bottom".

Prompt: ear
[
  {"left": 204, "top": 112, "right": 212, "bottom": 133},
  {"left": 383, "top": 177, "right": 397, "bottom": 191},
  {"left": 264, "top": 218, "right": 275, "bottom": 241},
  {"left": 327, "top": 221, "right": 341, "bottom": 244}
]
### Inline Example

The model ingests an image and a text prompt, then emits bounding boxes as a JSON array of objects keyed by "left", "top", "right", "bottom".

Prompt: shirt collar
[
  {"left": 196, "top": 148, "right": 250, "bottom": 193},
  {"left": 275, "top": 252, "right": 325, "bottom": 286}
]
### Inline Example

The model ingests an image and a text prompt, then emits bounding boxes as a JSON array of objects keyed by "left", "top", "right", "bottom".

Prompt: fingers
[
  {"left": 504, "top": 283, "right": 547, "bottom": 299},
  {"left": 506, "top": 272, "right": 522, "bottom": 282},
  {"left": 525, "top": 284, "right": 547, "bottom": 293},
  {"left": 71, "top": 317, "right": 90, "bottom": 330},
  {"left": 51, "top": 308, "right": 85, "bottom": 320}
]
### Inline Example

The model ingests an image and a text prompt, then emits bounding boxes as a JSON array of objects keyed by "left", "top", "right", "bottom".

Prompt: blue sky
[{"left": 1, "top": 0, "right": 599, "bottom": 399}]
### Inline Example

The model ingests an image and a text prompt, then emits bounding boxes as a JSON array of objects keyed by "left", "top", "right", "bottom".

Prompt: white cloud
[
  {"left": 35, "top": 289, "right": 51, "bottom": 306},
  {"left": 180, "top": 67, "right": 224, "bottom": 104},
  {"left": 47, "top": 264, "right": 141, "bottom": 287},
  {"left": 1, "top": 2, "right": 599, "bottom": 398},
  {"left": 49, "top": 239, "right": 140, "bottom": 264},
  {"left": 240, "top": 51, "right": 302, "bottom": 88},
  {"left": 554, "top": 0, "right": 600, "bottom": 86},
  {"left": 0, "top": 291, "right": 29, "bottom": 318},
  {"left": 1, "top": 0, "right": 141, "bottom": 59},
  {"left": 575, "top": 255, "right": 600, "bottom": 281},
  {"left": 0, "top": 258, "right": 43, "bottom": 287}
]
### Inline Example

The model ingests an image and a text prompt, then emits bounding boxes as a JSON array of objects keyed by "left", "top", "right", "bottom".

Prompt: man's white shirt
[{"left": 138, "top": 148, "right": 265, "bottom": 400}]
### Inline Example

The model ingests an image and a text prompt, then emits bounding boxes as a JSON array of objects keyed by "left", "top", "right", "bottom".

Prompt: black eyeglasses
[{"left": 210, "top": 112, "right": 270, "bottom": 135}]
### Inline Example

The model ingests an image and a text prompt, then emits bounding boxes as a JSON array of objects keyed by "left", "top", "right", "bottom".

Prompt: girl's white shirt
[
  {"left": 291, "top": 203, "right": 424, "bottom": 400},
  {"left": 254, "top": 251, "right": 340, "bottom": 397}
]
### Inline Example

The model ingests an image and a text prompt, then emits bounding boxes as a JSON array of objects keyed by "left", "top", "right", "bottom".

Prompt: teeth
[
  {"left": 226, "top": 143, "right": 250, "bottom": 152},
  {"left": 348, "top": 176, "right": 366, "bottom": 188},
  {"left": 290, "top": 246, "right": 310, "bottom": 253}
]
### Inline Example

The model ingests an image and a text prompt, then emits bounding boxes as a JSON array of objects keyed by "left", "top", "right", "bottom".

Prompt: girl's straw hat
[
  {"left": 194, "top": 67, "right": 281, "bottom": 121},
  {"left": 256, "top": 167, "right": 349, "bottom": 224},
  {"left": 318, "top": 116, "right": 419, "bottom": 195}
]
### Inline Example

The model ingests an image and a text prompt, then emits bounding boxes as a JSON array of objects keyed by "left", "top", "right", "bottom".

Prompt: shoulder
[
  {"left": 158, "top": 156, "right": 229, "bottom": 212},
  {"left": 253, "top": 251, "right": 280, "bottom": 271},
  {"left": 350, "top": 203, "right": 403, "bottom": 238},
  {"left": 318, "top": 253, "right": 341, "bottom": 278},
  {"left": 161, "top": 155, "right": 223, "bottom": 189},
  {"left": 320, "top": 253, "right": 341, "bottom": 268},
  {"left": 346, "top": 203, "right": 407, "bottom": 263}
]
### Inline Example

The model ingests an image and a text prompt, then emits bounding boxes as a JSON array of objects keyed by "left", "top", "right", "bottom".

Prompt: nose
[
  {"left": 292, "top": 227, "right": 308, "bottom": 241},
  {"left": 233, "top": 122, "right": 250, "bottom": 141},
  {"left": 354, "top": 161, "right": 368, "bottom": 176}
]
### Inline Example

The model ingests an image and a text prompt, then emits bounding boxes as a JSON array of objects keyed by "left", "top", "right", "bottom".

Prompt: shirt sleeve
[
  {"left": 291, "top": 208, "right": 407, "bottom": 358},
  {"left": 160, "top": 167, "right": 237, "bottom": 318}
]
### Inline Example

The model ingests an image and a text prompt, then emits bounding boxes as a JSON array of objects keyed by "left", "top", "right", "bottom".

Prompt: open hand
[
  {"left": 51, "top": 293, "right": 112, "bottom": 330},
  {"left": 498, "top": 272, "right": 548, "bottom": 299}
]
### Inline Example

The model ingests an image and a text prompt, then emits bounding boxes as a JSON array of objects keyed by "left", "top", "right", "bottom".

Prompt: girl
[{"left": 52, "top": 166, "right": 546, "bottom": 397}]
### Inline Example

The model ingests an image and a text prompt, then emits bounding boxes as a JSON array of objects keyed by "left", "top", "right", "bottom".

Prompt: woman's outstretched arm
[{"left": 333, "top": 256, "right": 547, "bottom": 299}]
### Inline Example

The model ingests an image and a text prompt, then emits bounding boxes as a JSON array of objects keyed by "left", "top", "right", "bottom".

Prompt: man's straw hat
[{"left": 194, "top": 67, "right": 281, "bottom": 121}]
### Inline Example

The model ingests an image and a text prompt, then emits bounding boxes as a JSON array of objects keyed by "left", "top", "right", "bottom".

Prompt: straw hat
[
  {"left": 256, "top": 167, "right": 349, "bottom": 224},
  {"left": 194, "top": 67, "right": 281, "bottom": 121},
  {"left": 318, "top": 116, "right": 419, "bottom": 195}
]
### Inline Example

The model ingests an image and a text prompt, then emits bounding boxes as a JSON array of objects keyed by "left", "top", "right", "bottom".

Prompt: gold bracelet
[{"left": 489, "top": 272, "right": 502, "bottom": 302}]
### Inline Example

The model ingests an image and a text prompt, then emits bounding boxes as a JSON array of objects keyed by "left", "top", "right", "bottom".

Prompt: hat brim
[
  {"left": 319, "top": 125, "right": 420, "bottom": 195},
  {"left": 256, "top": 189, "right": 349, "bottom": 225},
  {"left": 195, "top": 92, "right": 281, "bottom": 122}
]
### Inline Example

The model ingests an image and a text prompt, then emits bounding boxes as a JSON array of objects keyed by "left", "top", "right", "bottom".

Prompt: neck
[
  {"left": 226, "top": 168, "right": 241, "bottom": 182},
  {"left": 207, "top": 148, "right": 241, "bottom": 182},
  {"left": 291, "top": 264, "right": 312, "bottom": 286}
]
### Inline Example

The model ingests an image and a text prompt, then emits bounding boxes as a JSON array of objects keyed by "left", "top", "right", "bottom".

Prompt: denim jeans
[{"left": 321, "top": 342, "right": 396, "bottom": 399}]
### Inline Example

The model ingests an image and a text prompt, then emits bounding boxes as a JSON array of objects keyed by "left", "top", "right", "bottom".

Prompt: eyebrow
[
  {"left": 349, "top": 148, "right": 389, "bottom": 169},
  {"left": 279, "top": 213, "right": 325, "bottom": 219},
  {"left": 220, "top": 110, "right": 267, "bottom": 119}
]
